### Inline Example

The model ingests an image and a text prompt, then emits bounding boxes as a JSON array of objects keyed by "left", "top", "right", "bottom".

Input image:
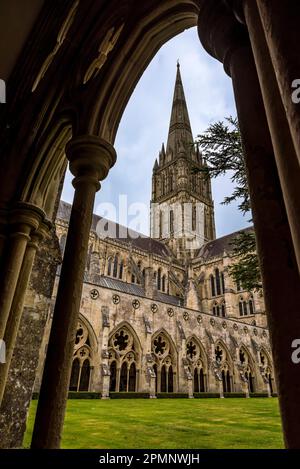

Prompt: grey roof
[
  {"left": 83, "top": 272, "right": 183, "bottom": 305},
  {"left": 156, "top": 291, "right": 183, "bottom": 306},
  {"left": 57, "top": 201, "right": 171, "bottom": 258},
  {"left": 96, "top": 276, "right": 145, "bottom": 297},
  {"left": 195, "top": 226, "right": 254, "bottom": 261}
]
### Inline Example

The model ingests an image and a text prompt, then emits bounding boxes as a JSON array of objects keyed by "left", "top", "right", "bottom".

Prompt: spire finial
[{"left": 177, "top": 59, "right": 180, "bottom": 68}]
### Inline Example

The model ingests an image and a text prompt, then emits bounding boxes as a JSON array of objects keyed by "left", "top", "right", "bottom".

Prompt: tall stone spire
[
  {"left": 151, "top": 62, "right": 216, "bottom": 259},
  {"left": 166, "top": 62, "right": 194, "bottom": 156}
]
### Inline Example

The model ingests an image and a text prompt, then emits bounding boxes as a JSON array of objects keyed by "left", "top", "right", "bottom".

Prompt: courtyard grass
[{"left": 24, "top": 398, "right": 284, "bottom": 449}]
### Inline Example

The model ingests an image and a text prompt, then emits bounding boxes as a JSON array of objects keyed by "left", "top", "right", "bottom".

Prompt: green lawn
[{"left": 24, "top": 398, "right": 284, "bottom": 449}]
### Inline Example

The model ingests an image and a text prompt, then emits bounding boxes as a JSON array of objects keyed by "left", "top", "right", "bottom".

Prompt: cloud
[{"left": 61, "top": 27, "right": 250, "bottom": 238}]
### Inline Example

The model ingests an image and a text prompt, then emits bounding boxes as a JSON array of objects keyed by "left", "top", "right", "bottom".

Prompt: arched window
[
  {"left": 137, "top": 261, "right": 142, "bottom": 284},
  {"left": 159, "top": 211, "right": 163, "bottom": 238},
  {"left": 69, "top": 320, "right": 93, "bottom": 392},
  {"left": 113, "top": 254, "right": 119, "bottom": 278},
  {"left": 79, "top": 359, "right": 91, "bottom": 391},
  {"left": 212, "top": 302, "right": 220, "bottom": 316},
  {"left": 153, "top": 363, "right": 158, "bottom": 393},
  {"left": 168, "top": 365, "right": 174, "bottom": 393},
  {"left": 215, "top": 269, "right": 221, "bottom": 295},
  {"left": 192, "top": 205, "right": 197, "bottom": 231},
  {"left": 161, "top": 365, "right": 167, "bottom": 392},
  {"left": 109, "top": 361, "right": 117, "bottom": 392},
  {"left": 107, "top": 257, "right": 113, "bottom": 276},
  {"left": 186, "top": 338, "right": 206, "bottom": 393},
  {"left": 119, "top": 260, "right": 124, "bottom": 279},
  {"left": 157, "top": 268, "right": 162, "bottom": 290},
  {"left": 108, "top": 326, "right": 139, "bottom": 393},
  {"left": 221, "top": 272, "right": 225, "bottom": 294},
  {"left": 239, "top": 299, "right": 244, "bottom": 316},
  {"left": 119, "top": 362, "right": 127, "bottom": 392},
  {"left": 243, "top": 300, "right": 248, "bottom": 316},
  {"left": 222, "top": 370, "right": 232, "bottom": 393},
  {"left": 210, "top": 275, "right": 216, "bottom": 297},
  {"left": 69, "top": 358, "right": 80, "bottom": 391},
  {"left": 162, "top": 275, "right": 166, "bottom": 293},
  {"left": 249, "top": 296, "right": 254, "bottom": 315},
  {"left": 169, "top": 210, "right": 174, "bottom": 234},
  {"left": 152, "top": 332, "right": 176, "bottom": 394},
  {"left": 193, "top": 368, "right": 205, "bottom": 393}
]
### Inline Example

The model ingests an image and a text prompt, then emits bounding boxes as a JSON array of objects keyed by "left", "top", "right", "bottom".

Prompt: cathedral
[
  {"left": 1, "top": 0, "right": 300, "bottom": 449},
  {"left": 34, "top": 64, "right": 275, "bottom": 399}
]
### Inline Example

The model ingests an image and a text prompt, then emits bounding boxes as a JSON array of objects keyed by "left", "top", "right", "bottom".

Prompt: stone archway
[
  {"left": 186, "top": 335, "right": 208, "bottom": 392},
  {"left": 108, "top": 322, "right": 142, "bottom": 393},
  {"left": 152, "top": 329, "right": 177, "bottom": 393},
  {"left": 0, "top": 0, "right": 300, "bottom": 449}
]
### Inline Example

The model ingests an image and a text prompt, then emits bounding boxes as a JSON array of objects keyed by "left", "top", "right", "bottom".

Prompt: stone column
[
  {"left": 243, "top": 0, "right": 300, "bottom": 274},
  {"left": 0, "top": 204, "right": 43, "bottom": 341},
  {"left": 0, "top": 204, "right": 44, "bottom": 404},
  {"left": 198, "top": 0, "right": 300, "bottom": 448},
  {"left": 0, "top": 222, "right": 49, "bottom": 403},
  {"left": 241, "top": 2, "right": 300, "bottom": 448},
  {"left": 30, "top": 135, "right": 116, "bottom": 449},
  {"left": 100, "top": 306, "right": 110, "bottom": 399},
  {"left": 255, "top": 0, "right": 300, "bottom": 167}
]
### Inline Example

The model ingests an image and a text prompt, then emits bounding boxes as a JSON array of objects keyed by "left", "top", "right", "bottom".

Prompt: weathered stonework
[{"left": 0, "top": 227, "right": 61, "bottom": 448}]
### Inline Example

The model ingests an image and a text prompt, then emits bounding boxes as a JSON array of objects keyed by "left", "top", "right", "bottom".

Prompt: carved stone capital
[
  {"left": 66, "top": 135, "right": 117, "bottom": 190},
  {"left": 9, "top": 202, "right": 50, "bottom": 241},
  {"left": 197, "top": 0, "right": 249, "bottom": 75}
]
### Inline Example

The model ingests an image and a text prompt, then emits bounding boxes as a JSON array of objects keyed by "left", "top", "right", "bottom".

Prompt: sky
[{"left": 61, "top": 27, "right": 250, "bottom": 238}]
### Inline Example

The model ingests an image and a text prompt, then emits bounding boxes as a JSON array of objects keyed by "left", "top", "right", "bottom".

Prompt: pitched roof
[
  {"left": 57, "top": 200, "right": 171, "bottom": 258},
  {"left": 195, "top": 226, "right": 254, "bottom": 261},
  {"left": 81, "top": 273, "right": 183, "bottom": 305}
]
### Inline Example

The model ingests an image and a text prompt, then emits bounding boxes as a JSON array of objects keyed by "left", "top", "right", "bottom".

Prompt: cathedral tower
[{"left": 150, "top": 63, "right": 216, "bottom": 261}]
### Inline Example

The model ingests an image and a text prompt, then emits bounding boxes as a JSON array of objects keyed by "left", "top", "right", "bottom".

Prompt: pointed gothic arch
[
  {"left": 239, "top": 344, "right": 257, "bottom": 393},
  {"left": 69, "top": 314, "right": 97, "bottom": 392},
  {"left": 186, "top": 335, "right": 208, "bottom": 392},
  {"left": 214, "top": 339, "right": 235, "bottom": 393},
  {"left": 108, "top": 322, "right": 142, "bottom": 393},
  {"left": 152, "top": 328, "right": 177, "bottom": 393}
]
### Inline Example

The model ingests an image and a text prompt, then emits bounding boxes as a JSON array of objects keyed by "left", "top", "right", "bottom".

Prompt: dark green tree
[{"left": 195, "top": 116, "right": 262, "bottom": 291}]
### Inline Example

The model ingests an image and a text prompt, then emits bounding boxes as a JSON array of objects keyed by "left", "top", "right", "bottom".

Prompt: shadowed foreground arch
[{"left": 0, "top": 0, "right": 300, "bottom": 449}]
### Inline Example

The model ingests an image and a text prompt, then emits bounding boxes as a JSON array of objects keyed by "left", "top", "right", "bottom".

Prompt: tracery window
[
  {"left": 239, "top": 347, "right": 256, "bottom": 393},
  {"left": 212, "top": 300, "right": 226, "bottom": 317},
  {"left": 152, "top": 332, "right": 176, "bottom": 393},
  {"left": 69, "top": 321, "right": 93, "bottom": 392},
  {"left": 239, "top": 296, "right": 255, "bottom": 316},
  {"left": 186, "top": 338, "right": 206, "bottom": 392},
  {"left": 214, "top": 343, "right": 233, "bottom": 393},
  {"left": 210, "top": 269, "right": 225, "bottom": 297},
  {"left": 260, "top": 350, "right": 274, "bottom": 393},
  {"left": 108, "top": 326, "right": 139, "bottom": 393}
]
